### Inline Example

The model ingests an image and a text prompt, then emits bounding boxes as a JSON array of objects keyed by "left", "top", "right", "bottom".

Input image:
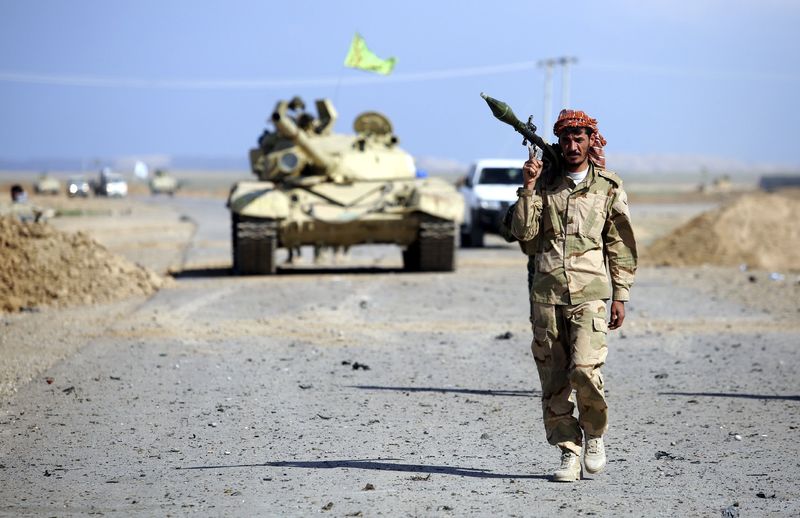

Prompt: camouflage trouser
[{"left": 530, "top": 300, "right": 608, "bottom": 455}]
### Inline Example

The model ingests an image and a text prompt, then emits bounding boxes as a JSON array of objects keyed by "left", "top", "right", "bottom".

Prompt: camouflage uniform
[{"left": 510, "top": 162, "right": 637, "bottom": 455}]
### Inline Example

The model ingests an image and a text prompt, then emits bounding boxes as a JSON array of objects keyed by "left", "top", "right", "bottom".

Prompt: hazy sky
[{"left": 1, "top": 0, "right": 798, "bottom": 170}]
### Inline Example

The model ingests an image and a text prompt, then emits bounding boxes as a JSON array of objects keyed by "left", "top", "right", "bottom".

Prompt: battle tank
[
  {"left": 34, "top": 173, "right": 61, "bottom": 195},
  {"left": 149, "top": 169, "right": 179, "bottom": 195},
  {"left": 227, "top": 97, "right": 464, "bottom": 275}
]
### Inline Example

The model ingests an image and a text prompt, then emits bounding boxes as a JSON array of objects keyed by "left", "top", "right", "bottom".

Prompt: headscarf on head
[{"left": 553, "top": 109, "right": 608, "bottom": 168}]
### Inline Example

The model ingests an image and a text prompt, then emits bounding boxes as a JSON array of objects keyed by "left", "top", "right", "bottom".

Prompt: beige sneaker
[
  {"left": 584, "top": 436, "right": 606, "bottom": 474},
  {"left": 552, "top": 450, "right": 581, "bottom": 482}
]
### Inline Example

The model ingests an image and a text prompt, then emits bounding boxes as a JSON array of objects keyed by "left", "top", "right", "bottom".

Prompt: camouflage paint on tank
[{"left": 227, "top": 97, "right": 464, "bottom": 249}]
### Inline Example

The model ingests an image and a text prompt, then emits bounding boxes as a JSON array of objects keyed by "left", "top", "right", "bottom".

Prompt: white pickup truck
[{"left": 458, "top": 158, "right": 524, "bottom": 247}]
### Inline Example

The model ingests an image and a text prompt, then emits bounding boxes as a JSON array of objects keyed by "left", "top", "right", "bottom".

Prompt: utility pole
[
  {"left": 538, "top": 59, "right": 556, "bottom": 143},
  {"left": 559, "top": 56, "right": 578, "bottom": 109},
  {"left": 539, "top": 56, "right": 578, "bottom": 141}
]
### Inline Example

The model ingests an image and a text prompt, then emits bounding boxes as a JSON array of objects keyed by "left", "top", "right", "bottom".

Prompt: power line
[
  {"left": 0, "top": 61, "right": 541, "bottom": 89},
  {"left": 0, "top": 59, "right": 793, "bottom": 90}
]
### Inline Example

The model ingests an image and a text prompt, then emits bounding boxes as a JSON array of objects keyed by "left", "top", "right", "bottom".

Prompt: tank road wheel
[
  {"left": 231, "top": 214, "right": 278, "bottom": 275},
  {"left": 403, "top": 216, "right": 457, "bottom": 272}
]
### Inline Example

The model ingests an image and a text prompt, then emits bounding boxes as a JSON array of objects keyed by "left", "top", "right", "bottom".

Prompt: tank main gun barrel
[
  {"left": 480, "top": 92, "right": 559, "bottom": 166},
  {"left": 271, "top": 100, "right": 334, "bottom": 170}
]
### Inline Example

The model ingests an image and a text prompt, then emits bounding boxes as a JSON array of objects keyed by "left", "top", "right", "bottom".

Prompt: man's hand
[
  {"left": 523, "top": 157, "right": 543, "bottom": 190},
  {"left": 609, "top": 301, "right": 625, "bottom": 330}
]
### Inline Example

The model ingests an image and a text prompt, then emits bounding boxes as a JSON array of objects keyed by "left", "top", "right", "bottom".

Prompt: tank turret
[{"left": 250, "top": 96, "right": 415, "bottom": 185}]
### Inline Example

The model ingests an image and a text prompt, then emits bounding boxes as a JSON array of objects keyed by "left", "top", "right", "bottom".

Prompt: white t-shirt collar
[{"left": 566, "top": 166, "right": 589, "bottom": 185}]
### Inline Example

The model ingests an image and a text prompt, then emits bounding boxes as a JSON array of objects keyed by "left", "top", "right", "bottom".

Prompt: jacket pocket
[
  {"left": 577, "top": 194, "right": 609, "bottom": 240},
  {"left": 592, "top": 317, "right": 608, "bottom": 333},
  {"left": 536, "top": 240, "right": 564, "bottom": 274}
]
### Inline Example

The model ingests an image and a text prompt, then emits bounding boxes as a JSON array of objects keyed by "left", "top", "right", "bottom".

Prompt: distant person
[
  {"left": 8, "top": 184, "right": 42, "bottom": 222},
  {"left": 11, "top": 184, "right": 27, "bottom": 203},
  {"left": 285, "top": 246, "right": 303, "bottom": 265},
  {"left": 508, "top": 109, "right": 637, "bottom": 482}
]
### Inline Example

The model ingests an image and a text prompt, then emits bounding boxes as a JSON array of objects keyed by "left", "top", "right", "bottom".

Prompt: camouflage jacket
[
  {"left": 510, "top": 163, "right": 637, "bottom": 304},
  {"left": 0, "top": 201, "right": 44, "bottom": 223}
]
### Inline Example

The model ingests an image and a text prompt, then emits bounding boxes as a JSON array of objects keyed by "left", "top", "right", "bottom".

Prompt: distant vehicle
[
  {"left": 458, "top": 159, "right": 523, "bottom": 247},
  {"left": 149, "top": 169, "right": 179, "bottom": 195},
  {"left": 33, "top": 174, "right": 61, "bottom": 195},
  {"left": 759, "top": 175, "right": 800, "bottom": 192},
  {"left": 94, "top": 169, "right": 128, "bottom": 197},
  {"left": 66, "top": 176, "right": 91, "bottom": 197}
]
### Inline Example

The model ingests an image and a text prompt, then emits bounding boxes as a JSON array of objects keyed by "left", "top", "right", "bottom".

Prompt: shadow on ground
[
  {"left": 460, "top": 244, "right": 516, "bottom": 251},
  {"left": 171, "top": 267, "right": 232, "bottom": 278},
  {"left": 349, "top": 385, "right": 537, "bottom": 397},
  {"left": 178, "top": 458, "right": 549, "bottom": 480},
  {"left": 660, "top": 391, "right": 800, "bottom": 402},
  {"left": 171, "top": 266, "right": 416, "bottom": 279}
]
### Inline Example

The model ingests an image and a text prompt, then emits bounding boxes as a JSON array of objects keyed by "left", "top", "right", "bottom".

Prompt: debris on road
[
  {"left": 495, "top": 331, "right": 513, "bottom": 340},
  {"left": 721, "top": 503, "right": 740, "bottom": 518},
  {"left": 342, "top": 360, "right": 370, "bottom": 371},
  {"left": 655, "top": 450, "right": 684, "bottom": 461}
]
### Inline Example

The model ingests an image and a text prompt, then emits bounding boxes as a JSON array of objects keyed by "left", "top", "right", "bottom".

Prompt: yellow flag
[{"left": 343, "top": 33, "right": 396, "bottom": 75}]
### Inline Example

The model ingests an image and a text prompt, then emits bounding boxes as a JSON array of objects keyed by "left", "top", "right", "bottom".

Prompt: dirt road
[{"left": 1, "top": 195, "right": 799, "bottom": 516}]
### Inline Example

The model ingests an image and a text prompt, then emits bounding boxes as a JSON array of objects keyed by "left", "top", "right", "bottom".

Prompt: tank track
[
  {"left": 231, "top": 214, "right": 278, "bottom": 275},
  {"left": 403, "top": 216, "right": 456, "bottom": 272}
]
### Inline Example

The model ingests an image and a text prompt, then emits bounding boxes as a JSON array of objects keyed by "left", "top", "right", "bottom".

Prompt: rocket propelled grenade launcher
[{"left": 480, "top": 92, "right": 558, "bottom": 166}]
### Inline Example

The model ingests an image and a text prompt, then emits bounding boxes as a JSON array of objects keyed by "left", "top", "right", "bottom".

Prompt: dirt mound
[
  {"left": 645, "top": 192, "right": 800, "bottom": 271},
  {"left": 1, "top": 216, "right": 164, "bottom": 312}
]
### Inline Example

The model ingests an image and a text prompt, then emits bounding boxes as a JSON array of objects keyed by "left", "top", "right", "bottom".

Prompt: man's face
[{"left": 558, "top": 128, "right": 591, "bottom": 169}]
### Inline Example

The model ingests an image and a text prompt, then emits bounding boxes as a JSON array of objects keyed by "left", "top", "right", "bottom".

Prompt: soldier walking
[{"left": 509, "top": 110, "right": 637, "bottom": 481}]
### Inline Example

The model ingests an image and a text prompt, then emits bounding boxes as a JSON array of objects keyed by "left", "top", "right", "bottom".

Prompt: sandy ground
[
  {"left": 1, "top": 184, "right": 799, "bottom": 516},
  {"left": 45, "top": 196, "right": 196, "bottom": 275}
]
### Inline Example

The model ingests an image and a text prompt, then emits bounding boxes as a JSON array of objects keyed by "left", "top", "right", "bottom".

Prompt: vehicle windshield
[
  {"left": 478, "top": 167, "right": 523, "bottom": 185},
  {"left": 105, "top": 174, "right": 125, "bottom": 182}
]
